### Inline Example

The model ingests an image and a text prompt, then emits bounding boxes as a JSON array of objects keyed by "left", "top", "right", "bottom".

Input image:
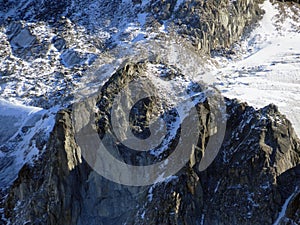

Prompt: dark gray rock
[
  {"left": 60, "top": 49, "right": 97, "bottom": 68},
  {"left": 0, "top": 1, "right": 299, "bottom": 225},
  {"left": 2, "top": 62, "right": 300, "bottom": 225},
  {"left": 6, "top": 22, "right": 51, "bottom": 61},
  {"left": 147, "top": 0, "right": 264, "bottom": 53}
]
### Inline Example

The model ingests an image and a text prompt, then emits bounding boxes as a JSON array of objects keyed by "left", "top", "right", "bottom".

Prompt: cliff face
[
  {"left": 2, "top": 62, "right": 300, "bottom": 225},
  {"left": 1, "top": 0, "right": 300, "bottom": 225},
  {"left": 148, "top": 0, "right": 263, "bottom": 52},
  {"left": 1, "top": 0, "right": 263, "bottom": 56}
]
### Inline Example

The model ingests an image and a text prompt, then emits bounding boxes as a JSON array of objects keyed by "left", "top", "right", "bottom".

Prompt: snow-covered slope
[
  {"left": 213, "top": 1, "right": 300, "bottom": 135},
  {"left": 0, "top": 100, "right": 56, "bottom": 188},
  {"left": 0, "top": 100, "right": 42, "bottom": 145}
]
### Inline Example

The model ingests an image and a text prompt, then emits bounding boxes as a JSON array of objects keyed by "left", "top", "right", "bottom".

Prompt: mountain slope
[
  {"left": 213, "top": 1, "right": 300, "bottom": 136},
  {"left": 2, "top": 62, "right": 300, "bottom": 225},
  {"left": 0, "top": 0, "right": 299, "bottom": 225}
]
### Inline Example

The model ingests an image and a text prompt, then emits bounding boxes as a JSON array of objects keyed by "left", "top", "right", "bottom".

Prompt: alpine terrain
[{"left": 0, "top": 0, "right": 299, "bottom": 224}]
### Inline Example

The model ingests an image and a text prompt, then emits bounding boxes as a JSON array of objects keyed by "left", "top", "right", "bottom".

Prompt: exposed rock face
[
  {"left": 1, "top": 0, "right": 264, "bottom": 55},
  {"left": 279, "top": 0, "right": 300, "bottom": 3},
  {"left": 276, "top": 170, "right": 300, "bottom": 224},
  {"left": 2, "top": 62, "right": 300, "bottom": 225},
  {"left": 6, "top": 22, "right": 51, "bottom": 61},
  {"left": 200, "top": 102, "right": 300, "bottom": 225},
  {"left": 148, "top": 0, "right": 264, "bottom": 52},
  {"left": 3, "top": 110, "right": 84, "bottom": 225},
  {"left": 1, "top": 0, "right": 300, "bottom": 225},
  {"left": 0, "top": 0, "right": 266, "bottom": 111}
]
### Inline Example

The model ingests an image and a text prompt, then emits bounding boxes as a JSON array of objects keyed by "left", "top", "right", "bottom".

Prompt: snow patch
[
  {"left": 0, "top": 100, "right": 57, "bottom": 189},
  {"left": 212, "top": 1, "right": 300, "bottom": 135},
  {"left": 137, "top": 13, "right": 147, "bottom": 27},
  {"left": 0, "top": 99, "right": 43, "bottom": 145},
  {"left": 174, "top": 0, "right": 185, "bottom": 11}
]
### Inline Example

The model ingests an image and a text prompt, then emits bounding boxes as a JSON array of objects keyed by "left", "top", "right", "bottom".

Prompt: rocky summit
[{"left": 0, "top": 0, "right": 300, "bottom": 225}]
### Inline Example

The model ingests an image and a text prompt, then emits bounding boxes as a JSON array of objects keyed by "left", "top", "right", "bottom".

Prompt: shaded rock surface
[
  {"left": 0, "top": 0, "right": 300, "bottom": 225},
  {"left": 147, "top": 0, "right": 264, "bottom": 52},
  {"left": 1, "top": 62, "right": 300, "bottom": 225}
]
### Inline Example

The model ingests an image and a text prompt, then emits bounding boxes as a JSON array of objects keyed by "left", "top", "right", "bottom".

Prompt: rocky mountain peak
[
  {"left": 0, "top": 0, "right": 300, "bottom": 224},
  {"left": 1, "top": 61, "right": 299, "bottom": 224}
]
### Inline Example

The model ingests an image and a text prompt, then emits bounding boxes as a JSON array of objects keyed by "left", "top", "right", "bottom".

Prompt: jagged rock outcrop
[
  {"left": 0, "top": 0, "right": 266, "bottom": 111},
  {"left": 2, "top": 62, "right": 300, "bottom": 225},
  {"left": 200, "top": 102, "right": 300, "bottom": 225},
  {"left": 279, "top": 0, "right": 300, "bottom": 3},
  {"left": 1, "top": 0, "right": 300, "bottom": 225},
  {"left": 1, "top": 0, "right": 264, "bottom": 57},
  {"left": 147, "top": 0, "right": 264, "bottom": 52}
]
